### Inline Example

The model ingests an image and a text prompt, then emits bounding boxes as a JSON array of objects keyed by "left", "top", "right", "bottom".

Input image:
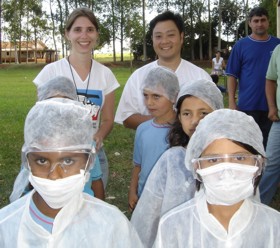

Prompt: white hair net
[
  {"left": 10, "top": 99, "right": 94, "bottom": 202},
  {"left": 185, "top": 109, "right": 266, "bottom": 175},
  {"left": 37, "top": 76, "right": 77, "bottom": 101},
  {"left": 22, "top": 99, "right": 93, "bottom": 154},
  {"left": 142, "top": 66, "right": 179, "bottom": 102},
  {"left": 176, "top": 79, "right": 224, "bottom": 110}
]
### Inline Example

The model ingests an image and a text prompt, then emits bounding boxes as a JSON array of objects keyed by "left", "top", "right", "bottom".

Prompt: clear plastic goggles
[
  {"left": 195, "top": 163, "right": 260, "bottom": 183},
  {"left": 192, "top": 153, "right": 263, "bottom": 170},
  {"left": 26, "top": 150, "right": 92, "bottom": 177}
]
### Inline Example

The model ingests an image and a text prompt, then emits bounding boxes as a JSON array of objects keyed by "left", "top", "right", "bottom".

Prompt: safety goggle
[
  {"left": 192, "top": 153, "right": 263, "bottom": 170},
  {"left": 26, "top": 150, "right": 92, "bottom": 177},
  {"left": 192, "top": 154, "right": 264, "bottom": 182}
]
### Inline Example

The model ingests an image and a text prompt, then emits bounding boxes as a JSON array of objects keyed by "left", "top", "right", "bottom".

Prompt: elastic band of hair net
[
  {"left": 37, "top": 76, "right": 77, "bottom": 101},
  {"left": 185, "top": 109, "right": 266, "bottom": 177},
  {"left": 23, "top": 99, "right": 93, "bottom": 154},
  {"left": 9, "top": 152, "right": 30, "bottom": 203},
  {"left": 176, "top": 79, "right": 224, "bottom": 110},
  {"left": 142, "top": 66, "right": 180, "bottom": 102}
]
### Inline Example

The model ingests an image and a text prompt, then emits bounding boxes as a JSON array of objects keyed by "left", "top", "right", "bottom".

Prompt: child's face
[
  {"left": 179, "top": 96, "right": 213, "bottom": 137},
  {"left": 143, "top": 89, "right": 174, "bottom": 119}
]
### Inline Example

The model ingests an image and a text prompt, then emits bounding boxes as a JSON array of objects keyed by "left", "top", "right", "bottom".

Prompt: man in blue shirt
[{"left": 226, "top": 7, "right": 280, "bottom": 148}]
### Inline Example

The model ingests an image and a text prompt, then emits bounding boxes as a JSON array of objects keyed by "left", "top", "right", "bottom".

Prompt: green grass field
[{"left": 0, "top": 62, "right": 279, "bottom": 216}]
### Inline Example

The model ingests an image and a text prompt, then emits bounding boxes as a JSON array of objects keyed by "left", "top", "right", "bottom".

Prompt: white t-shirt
[
  {"left": 114, "top": 59, "right": 212, "bottom": 124},
  {"left": 34, "top": 58, "right": 120, "bottom": 134},
  {"left": 212, "top": 57, "right": 224, "bottom": 70}
]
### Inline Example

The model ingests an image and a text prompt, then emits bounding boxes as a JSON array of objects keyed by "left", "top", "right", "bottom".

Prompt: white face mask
[
  {"left": 29, "top": 170, "right": 89, "bottom": 209},
  {"left": 196, "top": 162, "right": 258, "bottom": 206}
]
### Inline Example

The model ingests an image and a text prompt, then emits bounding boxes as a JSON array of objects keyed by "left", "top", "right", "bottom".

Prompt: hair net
[
  {"left": 185, "top": 109, "right": 266, "bottom": 174},
  {"left": 176, "top": 79, "right": 224, "bottom": 110},
  {"left": 9, "top": 160, "right": 30, "bottom": 202},
  {"left": 22, "top": 99, "right": 93, "bottom": 154},
  {"left": 142, "top": 66, "right": 180, "bottom": 102},
  {"left": 37, "top": 76, "right": 77, "bottom": 101},
  {"left": 10, "top": 99, "right": 94, "bottom": 202}
]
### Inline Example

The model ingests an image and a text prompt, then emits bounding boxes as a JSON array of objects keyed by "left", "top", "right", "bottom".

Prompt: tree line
[{"left": 0, "top": 0, "right": 276, "bottom": 64}]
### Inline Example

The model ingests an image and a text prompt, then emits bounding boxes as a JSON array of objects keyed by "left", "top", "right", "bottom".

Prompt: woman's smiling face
[{"left": 66, "top": 16, "right": 99, "bottom": 54}]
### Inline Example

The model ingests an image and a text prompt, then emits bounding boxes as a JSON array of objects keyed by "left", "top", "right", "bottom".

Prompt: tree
[
  {"left": 208, "top": 0, "right": 212, "bottom": 60},
  {"left": 23, "top": 0, "right": 46, "bottom": 63},
  {"left": 260, "top": 0, "right": 278, "bottom": 36},
  {"left": 2, "top": 0, "right": 21, "bottom": 63},
  {"left": 212, "top": 0, "right": 240, "bottom": 42},
  {"left": 192, "top": 0, "right": 207, "bottom": 60},
  {"left": 2, "top": 0, "right": 50, "bottom": 63},
  {"left": 142, "top": 0, "right": 147, "bottom": 61}
]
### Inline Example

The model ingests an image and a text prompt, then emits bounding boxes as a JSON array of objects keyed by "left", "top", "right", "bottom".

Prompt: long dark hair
[{"left": 168, "top": 95, "right": 190, "bottom": 147}]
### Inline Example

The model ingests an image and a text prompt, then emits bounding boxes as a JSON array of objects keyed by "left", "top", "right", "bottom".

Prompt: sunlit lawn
[{"left": 0, "top": 61, "right": 279, "bottom": 216}]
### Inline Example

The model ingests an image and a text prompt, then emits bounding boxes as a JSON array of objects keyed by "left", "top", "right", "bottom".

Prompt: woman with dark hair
[{"left": 211, "top": 50, "right": 226, "bottom": 76}]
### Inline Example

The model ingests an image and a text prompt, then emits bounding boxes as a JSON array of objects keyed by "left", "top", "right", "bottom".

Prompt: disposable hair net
[
  {"left": 9, "top": 151, "right": 30, "bottom": 202},
  {"left": 185, "top": 109, "right": 266, "bottom": 176},
  {"left": 176, "top": 79, "right": 224, "bottom": 110},
  {"left": 37, "top": 76, "right": 77, "bottom": 101},
  {"left": 10, "top": 99, "right": 94, "bottom": 202},
  {"left": 23, "top": 99, "right": 93, "bottom": 153},
  {"left": 142, "top": 66, "right": 179, "bottom": 102}
]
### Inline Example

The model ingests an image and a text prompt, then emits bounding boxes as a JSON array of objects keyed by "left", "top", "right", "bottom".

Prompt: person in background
[
  {"left": 130, "top": 79, "right": 224, "bottom": 247},
  {"left": 210, "top": 74, "right": 226, "bottom": 93},
  {"left": 0, "top": 99, "right": 142, "bottom": 247},
  {"left": 154, "top": 109, "right": 280, "bottom": 247},
  {"left": 33, "top": 7, "right": 119, "bottom": 188},
  {"left": 128, "top": 66, "right": 179, "bottom": 211},
  {"left": 259, "top": 44, "right": 280, "bottom": 205},
  {"left": 226, "top": 6, "right": 280, "bottom": 148},
  {"left": 115, "top": 10, "right": 211, "bottom": 130},
  {"left": 211, "top": 50, "right": 226, "bottom": 76},
  {"left": 9, "top": 76, "right": 105, "bottom": 202}
]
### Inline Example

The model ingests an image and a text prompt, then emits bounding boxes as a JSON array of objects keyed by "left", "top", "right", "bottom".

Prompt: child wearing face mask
[
  {"left": 0, "top": 99, "right": 142, "bottom": 247},
  {"left": 130, "top": 79, "right": 224, "bottom": 247},
  {"left": 128, "top": 66, "right": 180, "bottom": 212},
  {"left": 153, "top": 109, "right": 280, "bottom": 247},
  {"left": 9, "top": 76, "right": 105, "bottom": 201}
]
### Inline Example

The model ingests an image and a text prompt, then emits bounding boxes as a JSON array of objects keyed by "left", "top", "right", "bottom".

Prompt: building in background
[{"left": 1, "top": 40, "right": 57, "bottom": 64}]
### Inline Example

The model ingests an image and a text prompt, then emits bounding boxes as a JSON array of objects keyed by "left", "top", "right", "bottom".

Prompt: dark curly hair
[{"left": 168, "top": 95, "right": 190, "bottom": 147}]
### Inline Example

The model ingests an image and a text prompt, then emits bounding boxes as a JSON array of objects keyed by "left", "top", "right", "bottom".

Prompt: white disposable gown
[
  {"left": 0, "top": 191, "right": 143, "bottom": 248},
  {"left": 131, "top": 146, "right": 196, "bottom": 247},
  {"left": 153, "top": 193, "right": 280, "bottom": 247}
]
